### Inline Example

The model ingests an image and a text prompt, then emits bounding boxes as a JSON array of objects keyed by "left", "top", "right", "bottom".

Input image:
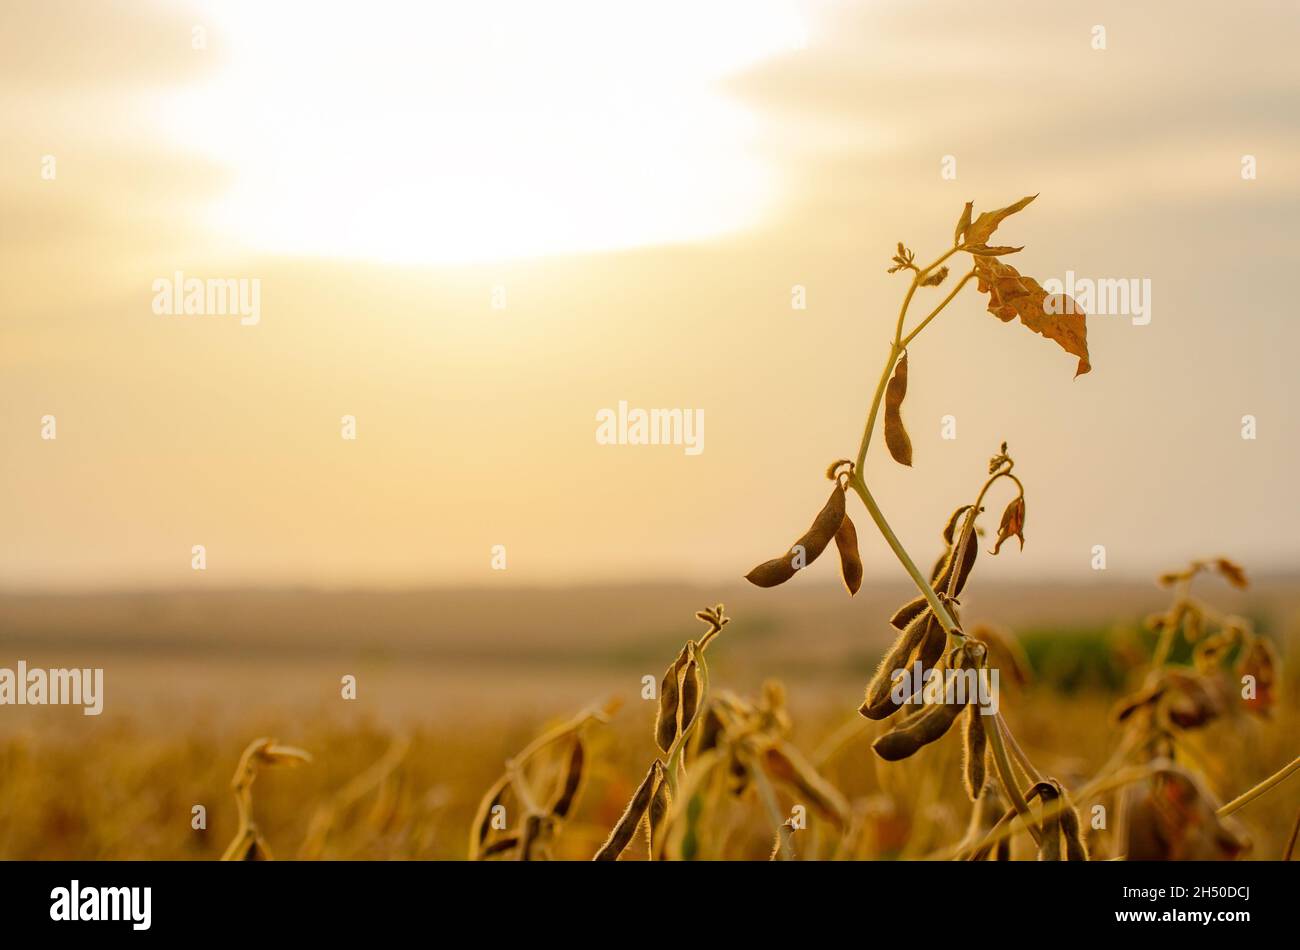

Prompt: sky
[{"left": 2, "top": 0, "right": 1298, "bottom": 589}]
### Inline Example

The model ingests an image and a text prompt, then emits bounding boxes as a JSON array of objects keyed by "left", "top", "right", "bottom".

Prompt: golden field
[{"left": 1, "top": 578, "right": 1295, "bottom": 860}]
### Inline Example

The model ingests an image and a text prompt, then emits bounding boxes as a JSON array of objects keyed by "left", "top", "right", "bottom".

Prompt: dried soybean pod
[
  {"left": 962, "top": 705, "right": 987, "bottom": 800},
  {"left": 647, "top": 773, "right": 671, "bottom": 860},
  {"left": 872, "top": 645, "right": 973, "bottom": 759},
  {"left": 518, "top": 813, "right": 545, "bottom": 861},
  {"left": 479, "top": 836, "right": 519, "bottom": 859},
  {"left": 913, "top": 612, "right": 947, "bottom": 680},
  {"left": 1031, "top": 782, "right": 1062, "bottom": 861},
  {"left": 934, "top": 520, "right": 978, "bottom": 597},
  {"left": 679, "top": 647, "right": 702, "bottom": 736},
  {"left": 654, "top": 643, "right": 691, "bottom": 753},
  {"left": 861, "top": 611, "right": 930, "bottom": 720},
  {"left": 745, "top": 483, "right": 846, "bottom": 587},
  {"left": 833, "top": 514, "right": 863, "bottom": 595},
  {"left": 769, "top": 818, "right": 797, "bottom": 861},
  {"left": 1059, "top": 789, "right": 1090, "bottom": 861},
  {"left": 884, "top": 352, "right": 913, "bottom": 466},
  {"left": 469, "top": 773, "right": 511, "bottom": 860},
  {"left": 548, "top": 735, "right": 585, "bottom": 820},
  {"left": 943, "top": 504, "right": 973, "bottom": 544},
  {"left": 593, "top": 760, "right": 663, "bottom": 861},
  {"left": 689, "top": 703, "right": 726, "bottom": 763},
  {"left": 871, "top": 697, "right": 966, "bottom": 761},
  {"left": 889, "top": 595, "right": 928, "bottom": 630},
  {"left": 761, "top": 742, "right": 850, "bottom": 826}
]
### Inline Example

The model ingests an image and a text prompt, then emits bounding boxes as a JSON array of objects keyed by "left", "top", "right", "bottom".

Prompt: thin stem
[
  {"left": 850, "top": 477, "right": 958, "bottom": 635},
  {"left": 751, "top": 767, "right": 793, "bottom": 860},
  {"left": 997, "top": 713, "right": 1043, "bottom": 786},
  {"left": 1283, "top": 808, "right": 1299, "bottom": 861},
  {"left": 855, "top": 248, "right": 964, "bottom": 472},
  {"left": 900, "top": 269, "right": 977, "bottom": 348},
  {"left": 1217, "top": 755, "right": 1300, "bottom": 818},
  {"left": 854, "top": 345, "right": 900, "bottom": 475},
  {"left": 986, "top": 718, "right": 1042, "bottom": 846}
]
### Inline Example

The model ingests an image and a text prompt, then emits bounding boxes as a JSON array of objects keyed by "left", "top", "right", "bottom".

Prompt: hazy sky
[{"left": 3, "top": 0, "right": 1298, "bottom": 589}]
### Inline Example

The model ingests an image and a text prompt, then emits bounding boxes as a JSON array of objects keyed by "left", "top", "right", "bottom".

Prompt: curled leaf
[
  {"left": 884, "top": 353, "right": 913, "bottom": 466},
  {"left": 833, "top": 514, "right": 863, "bottom": 595},
  {"left": 954, "top": 201, "right": 973, "bottom": 245},
  {"left": 964, "top": 244, "right": 1022, "bottom": 257},
  {"left": 1237, "top": 637, "right": 1277, "bottom": 718},
  {"left": 745, "top": 484, "right": 846, "bottom": 587},
  {"left": 1214, "top": 557, "right": 1249, "bottom": 589},
  {"left": 975, "top": 256, "right": 1090, "bottom": 377},
  {"left": 991, "top": 495, "right": 1026, "bottom": 554},
  {"left": 963, "top": 194, "right": 1036, "bottom": 246}
]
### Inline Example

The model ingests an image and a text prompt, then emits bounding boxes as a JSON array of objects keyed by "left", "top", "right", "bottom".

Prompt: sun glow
[{"left": 167, "top": 1, "right": 808, "bottom": 265}]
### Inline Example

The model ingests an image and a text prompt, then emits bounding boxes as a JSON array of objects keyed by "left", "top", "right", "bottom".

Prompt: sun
[{"left": 164, "top": 0, "right": 809, "bottom": 265}]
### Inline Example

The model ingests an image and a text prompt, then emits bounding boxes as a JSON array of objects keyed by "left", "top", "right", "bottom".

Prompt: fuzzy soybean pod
[
  {"left": 889, "top": 595, "right": 928, "bottom": 630},
  {"left": 871, "top": 694, "right": 967, "bottom": 761},
  {"left": 1058, "top": 787, "right": 1090, "bottom": 861},
  {"left": 962, "top": 704, "right": 987, "bottom": 801},
  {"left": 678, "top": 648, "right": 702, "bottom": 736},
  {"left": 871, "top": 646, "right": 975, "bottom": 761},
  {"left": 913, "top": 613, "right": 947, "bottom": 679},
  {"left": 1030, "top": 782, "right": 1063, "bottom": 861},
  {"left": 933, "top": 522, "right": 978, "bottom": 597},
  {"left": 860, "top": 611, "right": 930, "bottom": 720},
  {"left": 593, "top": 760, "right": 663, "bottom": 861},
  {"left": 548, "top": 736, "right": 585, "bottom": 820},
  {"left": 745, "top": 484, "right": 846, "bottom": 588},
  {"left": 647, "top": 772, "right": 671, "bottom": 860},
  {"left": 654, "top": 643, "right": 691, "bottom": 754},
  {"left": 833, "top": 515, "right": 863, "bottom": 595}
]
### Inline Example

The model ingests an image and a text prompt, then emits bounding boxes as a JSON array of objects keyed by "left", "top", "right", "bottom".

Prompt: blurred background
[{"left": 1, "top": 1, "right": 1296, "bottom": 859}]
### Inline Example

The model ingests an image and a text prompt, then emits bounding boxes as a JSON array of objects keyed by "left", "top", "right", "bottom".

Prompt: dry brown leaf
[
  {"left": 1214, "top": 557, "right": 1249, "bottom": 589},
  {"left": 991, "top": 495, "right": 1026, "bottom": 554},
  {"left": 1237, "top": 637, "right": 1278, "bottom": 718},
  {"left": 884, "top": 353, "right": 913, "bottom": 466},
  {"left": 963, "top": 194, "right": 1036, "bottom": 246},
  {"left": 975, "top": 256, "right": 1091, "bottom": 377},
  {"left": 953, "top": 201, "right": 973, "bottom": 244}
]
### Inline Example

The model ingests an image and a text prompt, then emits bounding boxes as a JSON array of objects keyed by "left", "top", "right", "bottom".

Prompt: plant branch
[
  {"left": 900, "top": 268, "right": 977, "bottom": 348},
  {"left": 1217, "top": 755, "right": 1300, "bottom": 818}
]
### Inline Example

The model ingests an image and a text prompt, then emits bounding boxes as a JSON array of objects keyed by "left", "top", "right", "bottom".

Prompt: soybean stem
[
  {"left": 987, "top": 703, "right": 1043, "bottom": 846},
  {"left": 1217, "top": 755, "right": 1300, "bottom": 818},
  {"left": 849, "top": 476, "right": 959, "bottom": 635},
  {"left": 900, "top": 268, "right": 977, "bottom": 349}
]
